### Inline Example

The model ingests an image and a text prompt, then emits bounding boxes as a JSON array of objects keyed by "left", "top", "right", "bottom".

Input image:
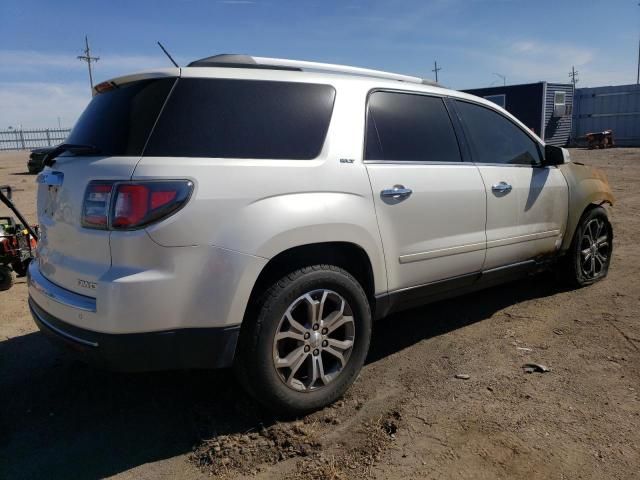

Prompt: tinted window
[
  {"left": 365, "top": 91, "right": 461, "bottom": 162},
  {"left": 455, "top": 100, "right": 542, "bottom": 165},
  {"left": 145, "top": 79, "right": 336, "bottom": 159},
  {"left": 66, "top": 79, "right": 176, "bottom": 156}
]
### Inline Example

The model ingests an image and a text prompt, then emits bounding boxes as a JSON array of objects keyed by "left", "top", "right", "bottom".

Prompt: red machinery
[{"left": 0, "top": 185, "right": 38, "bottom": 291}]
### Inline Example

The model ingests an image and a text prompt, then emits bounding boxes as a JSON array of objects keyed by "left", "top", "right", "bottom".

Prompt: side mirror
[{"left": 543, "top": 145, "right": 566, "bottom": 166}]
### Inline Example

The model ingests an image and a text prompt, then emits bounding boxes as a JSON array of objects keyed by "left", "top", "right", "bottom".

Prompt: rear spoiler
[{"left": 92, "top": 68, "right": 180, "bottom": 96}]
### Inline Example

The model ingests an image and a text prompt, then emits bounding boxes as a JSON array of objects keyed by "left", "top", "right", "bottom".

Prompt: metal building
[
  {"left": 572, "top": 84, "right": 640, "bottom": 147},
  {"left": 463, "top": 82, "right": 574, "bottom": 146}
]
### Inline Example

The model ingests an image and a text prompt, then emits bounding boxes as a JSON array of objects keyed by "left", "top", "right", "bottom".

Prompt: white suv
[{"left": 29, "top": 55, "right": 614, "bottom": 414}]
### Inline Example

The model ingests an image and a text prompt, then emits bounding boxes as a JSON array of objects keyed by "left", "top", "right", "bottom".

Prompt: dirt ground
[{"left": 1, "top": 148, "right": 639, "bottom": 480}]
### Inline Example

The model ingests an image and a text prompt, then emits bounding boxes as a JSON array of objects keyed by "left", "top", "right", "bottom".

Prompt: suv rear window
[
  {"left": 66, "top": 78, "right": 176, "bottom": 156},
  {"left": 144, "top": 78, "right": 336, "bottom": 159}
]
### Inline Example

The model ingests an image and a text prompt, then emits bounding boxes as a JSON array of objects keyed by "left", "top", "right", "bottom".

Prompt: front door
[
  {"left": 453, "top": 99, "right": 568, "bottom": 270},
  {"left": 364, "top": 91, "right": 487, "bottom": 293}
]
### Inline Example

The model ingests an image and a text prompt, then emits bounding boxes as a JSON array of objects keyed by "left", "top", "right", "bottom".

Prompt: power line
[
  {"left": 77, "top": 35, "right": 99, "bottom": 94},
  {"left": 432, "top": 60, "right": 442, "bottom": 83}
]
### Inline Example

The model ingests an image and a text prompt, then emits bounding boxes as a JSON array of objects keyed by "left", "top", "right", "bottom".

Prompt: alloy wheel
[
  {"left": 579, "top": 218, "right": 610, "bottom": 280},
  {"left": 272, "top": 289, "right": 355, "bottom": 392}
]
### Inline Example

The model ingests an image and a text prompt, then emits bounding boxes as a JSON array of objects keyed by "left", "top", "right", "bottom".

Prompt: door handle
[
  {"left": 381, "top": 186, "right": 412, "bottom": 199},
  {"left": 491, "top": 181, "right": 512, "bottom": 194}
]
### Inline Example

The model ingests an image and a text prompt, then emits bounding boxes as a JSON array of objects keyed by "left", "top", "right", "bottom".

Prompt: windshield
[{"left": 65, "top": 78, "right": 176, "bottom": 156}]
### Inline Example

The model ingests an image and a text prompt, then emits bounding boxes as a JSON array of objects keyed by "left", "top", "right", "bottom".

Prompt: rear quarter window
[{"left": 144, "top": 78, "right": 336, "bottom": 159}]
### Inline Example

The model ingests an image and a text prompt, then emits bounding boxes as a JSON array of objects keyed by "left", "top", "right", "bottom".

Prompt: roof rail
[{"left": 187, "top": 54, "right": 439, "bottom": 86}]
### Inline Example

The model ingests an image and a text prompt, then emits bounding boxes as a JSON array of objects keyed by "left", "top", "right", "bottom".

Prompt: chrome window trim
[
  {"left": 28, "top": 262, "right": 97, "bottom": 313},
  {"left": 363, "top": 160, "right": 477, "bottom": 166},
  {"left": 474, "top": 163, "right": 554, "bottom": 169}
]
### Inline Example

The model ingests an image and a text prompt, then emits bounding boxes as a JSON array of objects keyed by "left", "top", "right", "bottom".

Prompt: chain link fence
[{"left": 0, "top": 128, "right": 71, "bottom": 151}]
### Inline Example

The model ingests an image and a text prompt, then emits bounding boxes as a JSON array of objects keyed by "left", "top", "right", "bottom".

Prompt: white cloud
[
  {"left": 0, "top": 49, "right": 177, "bottom": 129},
  {"left": 0, "top": 49, "right": 173, "bottom": 80},
  {"left": 0, "top": 82, "right": 89, "bottom": 129},
  {"left": 454, "top": 38, "right": 634, "bottom": 88}
]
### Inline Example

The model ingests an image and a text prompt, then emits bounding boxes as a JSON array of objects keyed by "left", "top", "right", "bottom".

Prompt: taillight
[
  {"left": 82, "top": 180, "right": 193, "bottom": 230},
  {"left": 82, "top": 182, "right": 113, "bottom": 229}
]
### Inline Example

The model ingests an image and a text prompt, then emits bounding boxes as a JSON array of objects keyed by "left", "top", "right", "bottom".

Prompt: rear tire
[
  {"left": 234, "top": 265, "right": 371, "bottom": 416},
  {"left": 0, "top": 266, "right": 14, "bottom": 291},
  {"left": 559, "top": 206, "right": 613, "bottom": 287}
]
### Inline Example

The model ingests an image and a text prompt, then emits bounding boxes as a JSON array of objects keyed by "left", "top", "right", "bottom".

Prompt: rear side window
[
  {"left": 454, "top": 100, "right": 542, "bottom": 166},
  {"left": 66, "top": 79, "right": 176, "bottom": 156},
  {"left": 365, "top": 91, "right": 461, "bottom": 162},
  {"left": 144, "top": 79, "right": 336, "bottom": 159}
]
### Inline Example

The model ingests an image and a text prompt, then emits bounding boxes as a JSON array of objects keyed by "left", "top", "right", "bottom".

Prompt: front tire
[
  {"left": 560, "top": 206, "right": 613, "bottom": 287},
  {"left": 234, "top": 265, "right": 372, "bottom": 416}
]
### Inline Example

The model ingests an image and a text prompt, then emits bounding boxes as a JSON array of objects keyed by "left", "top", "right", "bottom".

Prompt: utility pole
[
  {"left": 77, "top": 36, "right": 99, "bottom": 94},
  {"left": 432, "top": 60, "right": 442, "bottom": 83},
  {"left": 569, "top": 66, "right": 579, "bottom": 88},
  {"left": 637, "top": 2, "right": 640, "bottom": 84}
]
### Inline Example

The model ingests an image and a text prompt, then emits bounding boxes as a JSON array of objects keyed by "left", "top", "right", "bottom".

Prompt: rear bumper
[{"left": 29, "top": 298, "right": 240, "bottom": 371}]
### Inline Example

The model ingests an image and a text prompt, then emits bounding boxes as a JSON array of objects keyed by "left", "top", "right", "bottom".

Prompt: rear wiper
[{"left": 43, "top": 143, "right": 100, "bottom": 167}]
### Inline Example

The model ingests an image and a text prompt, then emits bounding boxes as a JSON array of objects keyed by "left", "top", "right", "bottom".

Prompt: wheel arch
[
  {"left": 242, "top": 241, "right": 380, "bottom": 326},
  {"left": 558, "top": 162, "right": 615, "bottom": 252}
]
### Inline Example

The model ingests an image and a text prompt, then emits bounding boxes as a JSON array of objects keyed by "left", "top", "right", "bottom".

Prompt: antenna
[
  {"left": 157, "top": 41, "right": 179, "bottom": 68},
  {"left": 77, "top": 36, "right": 99, "bottom": 94}
]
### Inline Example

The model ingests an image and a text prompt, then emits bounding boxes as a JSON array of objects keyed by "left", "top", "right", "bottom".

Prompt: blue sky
[{"left": 1, "top": 0, "right": 639, "bottom": 128}]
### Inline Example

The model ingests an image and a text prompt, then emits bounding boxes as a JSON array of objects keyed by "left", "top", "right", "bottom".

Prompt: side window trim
[
  {"left": 363, "top": 88, "right": 466, "bottom": 164},
  {"left": 450, "top": 98, "right": 544, "bottom": 167},
  {"left": 443, "top": 97, "right": 473, "bottom": 163}
]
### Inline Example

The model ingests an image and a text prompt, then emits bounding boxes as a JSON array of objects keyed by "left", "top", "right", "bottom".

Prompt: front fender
[{"left": 558, "top": 162, "right": 615, "bottom": 251}]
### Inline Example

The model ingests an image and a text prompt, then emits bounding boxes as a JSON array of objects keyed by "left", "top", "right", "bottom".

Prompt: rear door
[
  {"left": 452, "top": 99, "right": 568, "bottom": 270},
  {"left": 364, "top": 91, "right": 487, "bottom": 293},
  {"left": 36, "top": 76, "right": 176, "bottom": 295}
]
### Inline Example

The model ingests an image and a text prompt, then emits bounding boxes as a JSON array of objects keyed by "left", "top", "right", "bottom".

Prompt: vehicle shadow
[{"left": 0, "top": 272, "right": 567, "bottom": 479}]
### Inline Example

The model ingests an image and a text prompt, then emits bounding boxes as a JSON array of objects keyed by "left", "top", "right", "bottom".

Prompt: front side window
[
  {"left": 554, "top": 91, "right": 566, "bottom": 106},
  {"left": 144, "top": 78, "right": 336, "bottom": 159},
  {"left": 454, "top": 100, "right": 542, "bottom": 166},
  {"left": 365, "top": 91, "right": 462, "bottom": 162}
]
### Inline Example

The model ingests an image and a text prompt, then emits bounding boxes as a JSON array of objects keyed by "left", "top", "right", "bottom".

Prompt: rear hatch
[{"left": 36, "top": 71, "right": 178, "bottom": 295}]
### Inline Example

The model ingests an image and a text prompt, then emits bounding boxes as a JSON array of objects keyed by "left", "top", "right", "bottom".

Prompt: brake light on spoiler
[{"left": 81, "top": 180, "right": 193, "bottom": 230}]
